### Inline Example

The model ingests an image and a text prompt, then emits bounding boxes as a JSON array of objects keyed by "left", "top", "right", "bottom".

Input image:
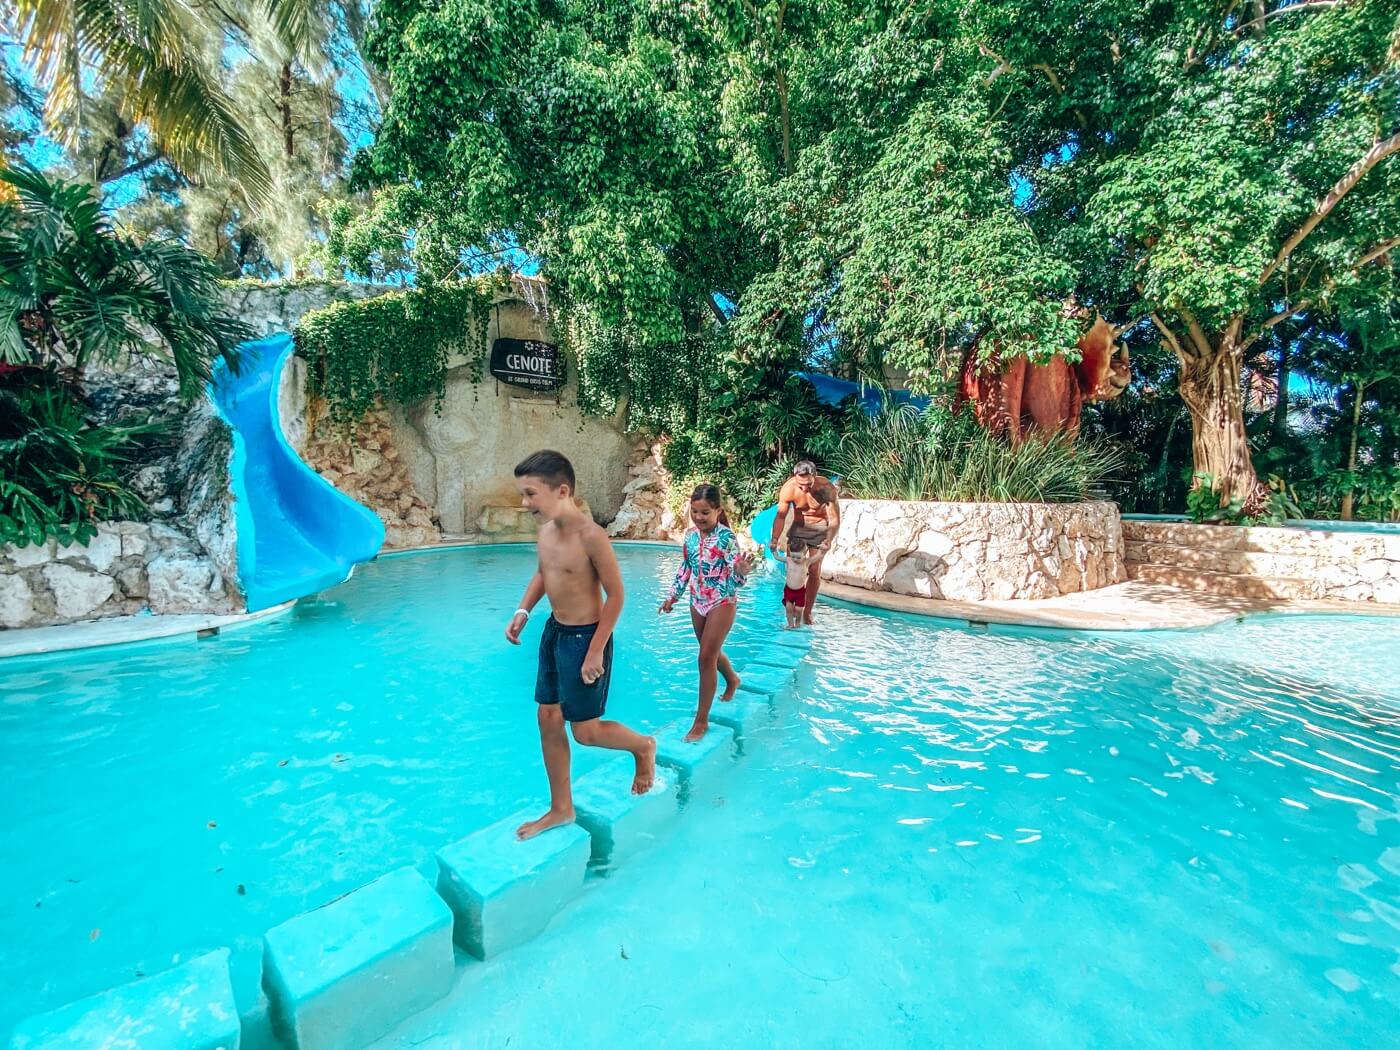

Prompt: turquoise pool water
[{"left": 3, "top": 546, "right": 1399, "bottom": 1046}]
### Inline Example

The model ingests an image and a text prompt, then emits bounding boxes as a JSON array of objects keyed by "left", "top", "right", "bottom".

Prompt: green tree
[
  {"left": 4, "top": 0, "right": 272, "bottom": 199},
  {"left": 970, "top": 0, "right": 1400, "bottom": 506},
  {"left": 0, "top": 162, "right": 250, "bottom": 395},
  {"left": 352, "top": 0, "right": 1400, "bottom": 515}
]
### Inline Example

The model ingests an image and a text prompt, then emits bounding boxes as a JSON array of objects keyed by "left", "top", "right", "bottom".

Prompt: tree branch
[
  {"left": 1179, "top": 306, "right": 1215, "bottom": 357},
  {"left": 1238, "top": 300, "right": 1311, "bottom": 355},
  {"left": 1233, "top": 1, "right": 1344, "bottom": 36},
  {"left": 979, "top": 44, "right": 1014, "bottom": 85},
  {"left": 1355, "top": 235, "right": 1400, "bottom": 269},
  {"left": 102, "top": 153, "right": 165, "bottom": 184},
  {"left": 1260, "top": 130, "right": 1400, "bottom": 287},
  {"left": 1150, "top": 313, "right": 1191, "bottom": 363}
]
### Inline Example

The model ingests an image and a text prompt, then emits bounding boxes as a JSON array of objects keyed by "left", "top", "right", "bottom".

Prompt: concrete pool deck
[
  {"left": 819, "top": 579, "right": 1400, "bottom": 631},
  {"left": 0, "top": 600, "right": 295, "bottom": 660}
]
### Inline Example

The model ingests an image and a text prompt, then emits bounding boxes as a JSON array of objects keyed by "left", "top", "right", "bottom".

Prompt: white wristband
[{"left": 514, "top": 608, "right": 530, "bottom": 620}]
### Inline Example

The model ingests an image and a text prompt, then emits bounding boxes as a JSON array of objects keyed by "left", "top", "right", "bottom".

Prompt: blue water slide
[
  {"left": 210, "top": 333, "right": 384, "bottom": 611},
  {"left": 796, "top": 370, "right": 931, "bottom": 414},
  {"left": 751, "top": 372, "right": 917, "bottom": 556}
]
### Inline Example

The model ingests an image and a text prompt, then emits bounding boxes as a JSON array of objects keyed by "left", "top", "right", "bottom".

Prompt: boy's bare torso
[
  {"left": 537, "top": 519, "right": 604, "bottom": 625},
  {"left": 785, "top": 554, "right": 811, "bottom": 588}
]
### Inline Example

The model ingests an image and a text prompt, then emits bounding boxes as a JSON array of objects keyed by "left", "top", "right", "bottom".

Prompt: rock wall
[
  {"left": 222, "top": 280, "right": 393, "bottom": 340},
  {"left": 1, "top": 355, "right": 243, "bottom": 629},
  {"left": 297, "top": 402, "right": 444, "bottom": 549},
  {"left": 606, "top": 437, "right": 683, "bottom": 541},
  {"left": 1124, "top": 519, "right": 1400, "bottom": 602},
  {"left": 383, "top": 293, "right": 633, "bottom": 537},
  {"left": 823, "top": 499, "right": 1125, "bottom": 601},
  {"left": 0, "top": 520, "right": 240, "bottom": 629},
  {"left": 276, "top": 286, "right": 637, "bottom": 543}
]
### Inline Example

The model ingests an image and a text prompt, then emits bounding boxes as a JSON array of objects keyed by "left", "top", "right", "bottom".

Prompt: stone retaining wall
[
  {"left": 0, "top": 521, "right": 241, "bottom": 629},
  {"left": 822, "top": 499, "right": 1125, "bottom": 601},
  {"left": 0, "top": 401, "right": 243, "bottom": 630},
  {"left": 1124, "top": 519, "right": 1400, "bottom": 602}
]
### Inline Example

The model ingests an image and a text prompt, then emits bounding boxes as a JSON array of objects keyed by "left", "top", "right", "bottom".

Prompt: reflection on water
[{"left": 2, "top": 546, "right": 1398, "bottom": 1045}]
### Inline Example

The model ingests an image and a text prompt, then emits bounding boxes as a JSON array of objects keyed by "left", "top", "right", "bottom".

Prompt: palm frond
[{"left": 12, "top": 0, "right": 273, "bottom": 203}]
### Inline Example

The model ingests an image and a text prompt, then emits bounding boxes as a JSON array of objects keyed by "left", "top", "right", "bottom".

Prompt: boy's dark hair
[
  {"left": 787, "top": 535, "right": 808, "bottom": 554},
  {"left": 514, "top": 449, "right": 576, "bottom": 494}
]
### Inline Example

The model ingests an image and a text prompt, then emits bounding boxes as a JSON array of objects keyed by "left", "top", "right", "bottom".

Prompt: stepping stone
[
  {"left": 262, "top": 867, "right": 453, "bottom": 1050},
  {"left": 772, "top": 630, "right": 813, "bottom": 650},
  {"left": 572, "top": 754, "right": 678, "bottom": 870},
  {"left": 737, "top": 662, "right": 796, "bottom": 700},
  {"left": 751, "top": 644, "right": 804, "bottom": 670},
  {"left": 708, "top": 694, "right": 772, "bottom": 739},
  {"left": 653, "top": 719, "right": 736, "bottom": 797},
  {"left": 9, "top": 950, "right": 238, "bottom": 1050},
  {"left": 435, "top": 811, "right": 591, "bottom": 960}
]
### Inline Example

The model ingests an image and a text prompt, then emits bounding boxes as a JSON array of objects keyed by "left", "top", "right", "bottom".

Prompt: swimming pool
[{"left": 3, "top": 545, "right": 1398, "bottom": 1046}]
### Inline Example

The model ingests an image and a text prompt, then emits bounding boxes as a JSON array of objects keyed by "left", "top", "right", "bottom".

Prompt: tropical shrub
[
  {"left": 832, "top": 404, "right": 1123, "bottom": 504},
  {"left": 0, "top": 162, "right": 249, "bottom": 396},
  {"left": 1187, "top": 472, "right": 1303, "bottom": 527},
  {"left": 0, "top": 369, "right": 157, "bottom": 546}
]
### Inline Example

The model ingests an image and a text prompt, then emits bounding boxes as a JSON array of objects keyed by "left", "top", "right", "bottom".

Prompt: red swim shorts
[{"left": 782, "top": 584, "right": 807, "bottom": 607}]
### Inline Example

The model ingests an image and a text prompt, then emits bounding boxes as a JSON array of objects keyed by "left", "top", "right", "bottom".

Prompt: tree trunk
[
  {"left": 280, "top": 62, "right": 295, "bottom": 159},
  {"left": 1272, "top": 343, "right": 1290, "bottom": 441},
  {"left": 775, "top": 67, "right": 792, "bottom": 174},
  {"left": 1178, "top": 346, "right": 1262, "bottom": 508},
  {"left": 1340, "top": 378, "right": 1366, "bottom": 521}
]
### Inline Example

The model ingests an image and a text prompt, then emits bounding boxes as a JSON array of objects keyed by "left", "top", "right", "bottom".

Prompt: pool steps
[
  {"left": 7, "top": 642, "right": 805, "bottom": 1049},
  {"left": 8, "top": 949, "right": 239, "bottom": 1050},
  {"left": 736, "top": 661, "right": 800, "bottom": 698},
  {"left": 262, "top": 868, "right": 454, "bottom": 1050}
]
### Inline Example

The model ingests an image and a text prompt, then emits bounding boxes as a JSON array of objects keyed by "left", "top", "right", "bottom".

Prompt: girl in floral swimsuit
[{"left": 659, "top": 483, "right": 753, "bottom": 741}]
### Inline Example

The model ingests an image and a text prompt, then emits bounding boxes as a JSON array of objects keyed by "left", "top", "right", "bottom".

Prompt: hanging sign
[{"left": 489, "top": 338, "right": 563, "bottom": 391}]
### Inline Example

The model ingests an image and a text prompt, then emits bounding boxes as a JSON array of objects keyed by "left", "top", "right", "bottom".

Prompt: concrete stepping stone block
[
  {"left": 435, "top": 811, "right": 591, "bottom": 960},
  {"left": 572, "top": 754, "right": 678, "bottom": 869},
  {"left": 772, "top": 630, "right": 813, "bottom": 650},
  {"left": 708, "top": 694, "right": 772, "bottom": 739},
  {"left": 9, "top": 950, "right": 239, "bottom": 1050},
  {"left": 751, "top": 644, "right": 804, "bottom": 670},
  {"left": 653, "top": 719, "right": 736, "bottom": 796},
  {"left": 737, "top": 662, "right": 796, "bottom": 699},
  {"left": 262, "top": 867, "right": 453, "bottom": 1050}
]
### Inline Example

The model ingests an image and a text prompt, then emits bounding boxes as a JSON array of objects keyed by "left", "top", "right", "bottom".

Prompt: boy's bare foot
[
  {"left": 683, "top": 721, "right": 708, "bottom": 743},
  {"left": 516, "top": 808, "right": 575, "bottom": 840},
  {"left": 721, "top": 673, "right": 741, "bottom": 702},
  {"left": 632, "top": 737, "right": 657, "bottom": 794}
]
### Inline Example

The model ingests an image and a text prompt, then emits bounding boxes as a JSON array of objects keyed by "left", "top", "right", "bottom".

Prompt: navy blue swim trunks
[{"left": 535, "top": 616, "right": 612, "bottom": 722}]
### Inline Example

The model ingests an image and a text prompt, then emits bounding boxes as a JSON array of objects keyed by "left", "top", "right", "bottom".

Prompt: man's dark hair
[{"left": 514, "top": 449, "right": 576, "bottom": 493}]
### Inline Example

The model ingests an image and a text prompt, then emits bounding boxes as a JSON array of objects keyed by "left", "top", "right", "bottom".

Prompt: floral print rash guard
[{"left": 669, "top": 524, "right": 747, "bottom": 615}]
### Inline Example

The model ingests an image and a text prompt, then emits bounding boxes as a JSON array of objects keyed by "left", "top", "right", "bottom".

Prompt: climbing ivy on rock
[{"left": 294, "top": 279, "right": 500, "bottom": 424}]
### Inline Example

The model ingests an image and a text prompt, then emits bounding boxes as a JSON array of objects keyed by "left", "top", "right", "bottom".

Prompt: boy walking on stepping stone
[{"left": 505, "top": 450, "right": 657, "bottom": 840}]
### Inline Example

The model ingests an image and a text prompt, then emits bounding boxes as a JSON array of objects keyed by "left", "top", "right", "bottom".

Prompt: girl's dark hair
[{"left": 689, "top": 483, "right": 730, "bottom": 526}]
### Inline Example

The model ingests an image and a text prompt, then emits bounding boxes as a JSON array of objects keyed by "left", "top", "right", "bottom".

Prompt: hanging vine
[{"left": 294, "top": 277, "right": 503, "bottom": 424}]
